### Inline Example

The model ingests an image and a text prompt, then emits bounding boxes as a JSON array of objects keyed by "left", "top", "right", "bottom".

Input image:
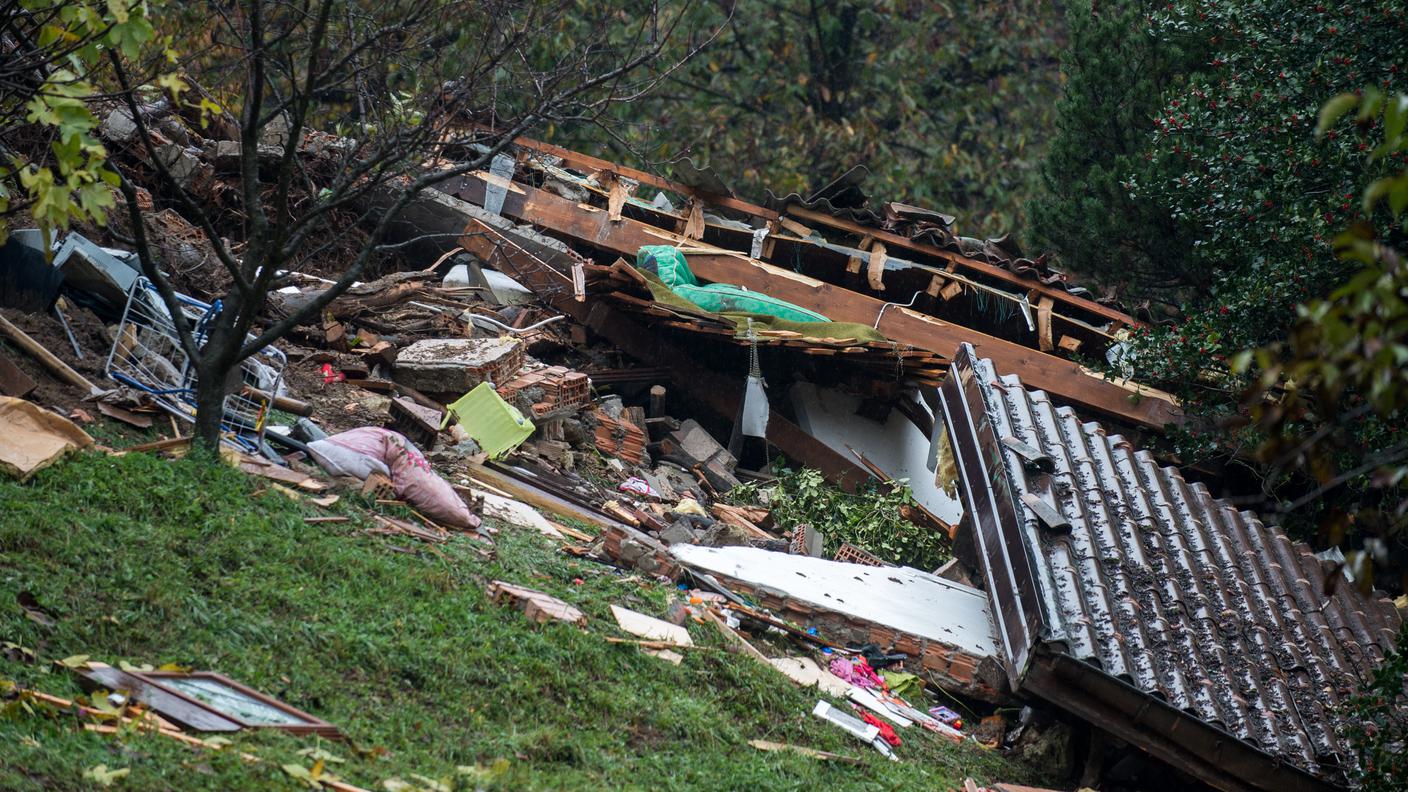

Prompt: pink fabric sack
[{"left": 323, "top": 427, "right": 480, "bottom": 530}]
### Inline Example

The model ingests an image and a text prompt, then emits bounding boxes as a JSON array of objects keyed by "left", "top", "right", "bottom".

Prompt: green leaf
[
  {"left": 1316, "top": 93, "right": 1358, "bottom": 138},
  {"left": 1385, "top": 94, "right": 1408, "bottom": 148}
]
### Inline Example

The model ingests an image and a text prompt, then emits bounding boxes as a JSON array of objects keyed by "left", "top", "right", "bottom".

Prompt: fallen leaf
[
  {"left": 17, "top": 592, "right": 57, "bottom": 628},
  {"left": 57, "top": 654, "right": 91, "bottom": 669},
  {"left": 83, "top": 764, "right": 130, "bottom": 786},
  {"left": 2, "top": 642, "right": 37, "bottom": 664},
  {"left": 409, "top": 775, "right": 451, "bottom": 792},
  {"left": 297, "top": 747, "right": 346, "bottom": 764}
]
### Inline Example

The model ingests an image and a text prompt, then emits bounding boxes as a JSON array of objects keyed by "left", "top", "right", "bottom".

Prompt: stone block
[{"left": 393, "top": 337, "right": 522, "bottom": 394}]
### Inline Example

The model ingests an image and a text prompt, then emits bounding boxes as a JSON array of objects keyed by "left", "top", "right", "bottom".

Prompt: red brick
[{"left": 946, "top": 654, "right": 978, "bottom": 684}]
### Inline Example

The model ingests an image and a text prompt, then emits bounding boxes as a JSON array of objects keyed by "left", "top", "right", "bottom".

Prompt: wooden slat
[
  {"left": 784, "top": 204, "right": 1137, "bottom": 327},
  {"left": 452, "top": 174, "right": 1181, "bottom": 429},
  {"left": 508, "top": 134, "right": 779, "bottom": 221}
]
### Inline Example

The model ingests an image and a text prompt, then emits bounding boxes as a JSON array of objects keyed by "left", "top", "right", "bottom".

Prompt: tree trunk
[{"left": 192, "top": 365, "right": 229, "bottom": 453}]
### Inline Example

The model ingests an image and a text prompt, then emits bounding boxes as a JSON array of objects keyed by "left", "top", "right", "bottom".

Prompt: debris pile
[{"left": 2, "top": 125, "right": 1402, "bottom": 792}]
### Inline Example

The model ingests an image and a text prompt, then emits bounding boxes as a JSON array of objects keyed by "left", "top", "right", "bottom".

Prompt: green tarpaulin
[{"left": 634, "top": 246, "right": 887, "bottom": 343}]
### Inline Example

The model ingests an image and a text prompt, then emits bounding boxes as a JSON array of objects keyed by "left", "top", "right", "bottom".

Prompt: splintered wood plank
[
  {"left": 866, "top": 242, "right": 887, "bottom": 291},
  {"left": 505, "top": 133, "right": 780, "bottom": 220},
  {"left": 681, "top": 200, "right": 705, "bottom": 240},
  {"left": 768, "top": 657, "right": 854, "bottom": 697},
  {"left": 748, "top": 740, "right": 863, "bottom": 765},
  {"left": 1036, "top": 296, "right": 1054, "bottom": 352},
  {"left": 611, "top": 605, "right": 693, "bottom": 646}
]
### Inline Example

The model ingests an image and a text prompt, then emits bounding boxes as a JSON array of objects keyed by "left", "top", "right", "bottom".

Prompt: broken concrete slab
[
  {"left": 657, "top": 520, "right": 698, "bottom": 546},
  {"left": 208, "top": 140, "right": 285, "bottom": 172},
  {"left": 671, "top": 545, "right": 1005, "bottom": 701},
  {"left": 99, "top": 108, "right": 140, "bottom": 143},
  {"left": 393, "top": 337, "right": 523, "bottom": 394},
  {"left": 669, "top": 419, "right": 736, "bottom": 470},
  {"left": 155, "top": 143, "right": 203, "bottom": 189},
  {"left": 610, "top": 605, "right": 692, "bottom": 647}
]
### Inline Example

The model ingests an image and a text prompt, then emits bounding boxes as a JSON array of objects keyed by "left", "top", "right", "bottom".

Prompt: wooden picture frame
[
  {"left": 138, "top": 672, "right": 341, "bottom": 738},
  {"left": 79, "top": 665, "right": 340, "bottom": 739}
]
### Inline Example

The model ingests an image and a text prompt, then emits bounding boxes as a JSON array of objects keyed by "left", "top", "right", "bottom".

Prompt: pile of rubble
[{"left": 3, "top": 122, "right": 1404, "bottom": 792}]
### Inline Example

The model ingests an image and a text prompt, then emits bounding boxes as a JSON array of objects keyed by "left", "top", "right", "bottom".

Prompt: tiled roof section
[{"left": 941, "top": 343, "right": 1401, "bottom": 786}]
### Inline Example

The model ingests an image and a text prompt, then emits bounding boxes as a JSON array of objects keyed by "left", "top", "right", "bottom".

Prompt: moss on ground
[{"left": 0, "top": 451, "right": 1039, "bottom": 790}]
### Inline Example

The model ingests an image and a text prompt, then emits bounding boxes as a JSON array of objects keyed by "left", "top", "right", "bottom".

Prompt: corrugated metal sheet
[{"left": 939, "top": 343, "right": 1402, "bottom": 790}]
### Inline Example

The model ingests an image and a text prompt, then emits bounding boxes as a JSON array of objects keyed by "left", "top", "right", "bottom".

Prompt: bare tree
[{"left": 96, "top": 0, "right": 711, "bottom": 449}]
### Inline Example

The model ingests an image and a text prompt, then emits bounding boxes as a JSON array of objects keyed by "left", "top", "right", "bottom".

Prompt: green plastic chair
[{"left": 441, "top": 382, "right": 535, "bottom": 459}]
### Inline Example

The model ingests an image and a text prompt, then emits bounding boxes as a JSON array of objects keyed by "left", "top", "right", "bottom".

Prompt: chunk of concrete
[
  {"left": 673, "top": 419, "right": 733, "bottom": 468},
  {"left": 100, "top": 109, "right": 138, "bottom": 143},
  {"left": 393, "top": 337, "right": 523, "bottom": 394},
  {"left": 155, "top": 144, "right": 202, "bottom": 188},
  {"left": 658, "top": 520, "right": 698, "bottom": 546}
]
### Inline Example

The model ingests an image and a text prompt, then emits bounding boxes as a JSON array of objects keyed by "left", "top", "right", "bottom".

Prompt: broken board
[
  {"left": 610, "top": 605, "right": 692, "bottom": 647},
  {"left": 769, "top": 656, "right": 852, "bottom": 697},
  {"left": 488, "top": 580, "right": 585, "bottom": 626}
]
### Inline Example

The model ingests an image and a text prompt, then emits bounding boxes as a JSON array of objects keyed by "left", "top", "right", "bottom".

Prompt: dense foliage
[
  {"left": 1027, "top": 0, "right": 1201, "bottom": 313},
  {"left": 1342, "top": 623, "right": 1408, "bottom": 792},
  {"left": 1130, "top": 0, "right": 1405, "bottom": 371},
  {"left": 1233, "top": 90, "right": 1408, "bottom": 588},
  {"left": 0, "top": 1, "right": 160, "bottom": 242},
  {"left": 551, "top": 0, "right": 1066, "bottom": 238},
  {"left": 760, "top": 467, "right": 950, "bottom": 571},
  {"left": 1033, "top": 1, "right": 1406, "bottom": 535}
]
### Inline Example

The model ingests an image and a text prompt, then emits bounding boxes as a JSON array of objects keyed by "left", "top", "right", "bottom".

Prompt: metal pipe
[
  {"left": 873, "top": 291, "right": 924, "bottom": 329},
  {"left": 53, "top": 304, "right": 83, "bottom": 359}
]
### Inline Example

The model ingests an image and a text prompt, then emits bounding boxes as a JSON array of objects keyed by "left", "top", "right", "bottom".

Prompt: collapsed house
[
  {"left": 398, "top": 138, "right": 1399, "bottom": 791},
  {"left": 2, "top": 125, "right": 1402, "bottom": 790}
]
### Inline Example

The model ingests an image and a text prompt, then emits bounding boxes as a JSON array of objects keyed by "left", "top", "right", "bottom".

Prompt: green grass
[{"left": 0, "top": 451, "right": 1038, "bottom": 791}]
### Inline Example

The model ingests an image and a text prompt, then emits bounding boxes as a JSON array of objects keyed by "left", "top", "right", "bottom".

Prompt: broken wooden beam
[
  {"left": 504, "top": 133, "right": 780, "bottom": 221},
  {"left": 459, "top": 221, "right": 874, "bottom": 490},
  {"left": 784, "top": 204, "right": 1137, "bottom": 328},
  {"left": 450, "top": 174, "right": 1181, "bottom": 429},
  {"left": 240, "top": 386, "right": 313, "bottom": 416}
]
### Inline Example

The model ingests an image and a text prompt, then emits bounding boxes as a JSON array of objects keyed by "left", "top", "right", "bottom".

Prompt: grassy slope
[{"left": 0, "top": 452, "right": 1037, "bottom": 791}]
